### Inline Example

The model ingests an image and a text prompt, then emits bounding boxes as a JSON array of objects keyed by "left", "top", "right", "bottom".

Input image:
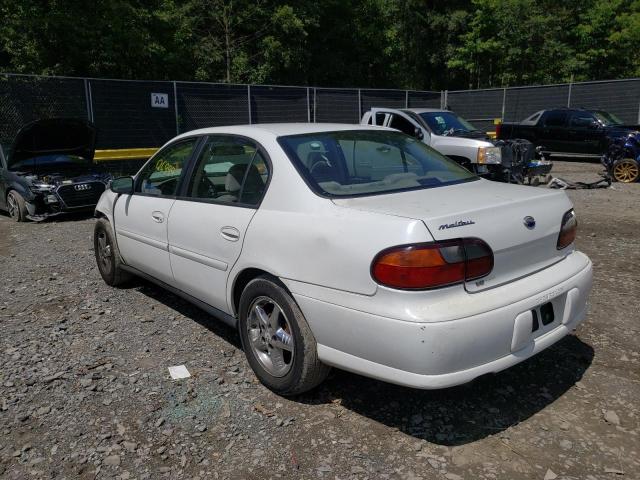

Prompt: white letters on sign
[{"left": 151, "top": 93, "right": 169, "bottom": 108}]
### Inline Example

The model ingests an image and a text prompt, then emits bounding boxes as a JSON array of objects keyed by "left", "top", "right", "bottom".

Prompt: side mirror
[
  {"left": 414, "top": 128, "right": 424, "bottom": 141},
  {"left": 588, "top": 122, "right": 601, "bottom": 130},
  {"left": 110, "top": 176, "right": 134, "bottom": 194}
]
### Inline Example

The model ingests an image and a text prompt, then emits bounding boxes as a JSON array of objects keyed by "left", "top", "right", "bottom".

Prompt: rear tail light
[
  {"left": 557, "top": 209, "right": 577, "bottom": 249},
  {"left": 371, "top": 238, "right": 494, "bottom": 290},
  {"left": 495, "top": 123, "right": 502, "bottom": 138}
]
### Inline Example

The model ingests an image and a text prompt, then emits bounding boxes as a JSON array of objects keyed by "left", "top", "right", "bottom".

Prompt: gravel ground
[{"left": 0, "top": 161, "right": 638, "bottom": 480}]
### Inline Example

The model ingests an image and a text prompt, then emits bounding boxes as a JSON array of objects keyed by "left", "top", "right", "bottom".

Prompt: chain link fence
[
  {"left": 447, "top": 78, "right": 640, "bottom": 133},
  {"left": 0, "top": 73, "right": 638, "bottom": 150}
]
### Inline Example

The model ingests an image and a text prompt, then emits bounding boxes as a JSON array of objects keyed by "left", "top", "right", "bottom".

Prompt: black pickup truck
[{"left": 496, "top": 108, "right": 640, "bottom": 159}]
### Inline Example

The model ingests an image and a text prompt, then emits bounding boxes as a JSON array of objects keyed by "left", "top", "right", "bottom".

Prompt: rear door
[
  {"left": 167, "top": 135, "right": 270, "bottom": 312},
  {"left": 114, "top": 137, "right": 200, "bottom": 285},
  {"left": 538, "top": 110, "right": 569, "bottom": 153}
]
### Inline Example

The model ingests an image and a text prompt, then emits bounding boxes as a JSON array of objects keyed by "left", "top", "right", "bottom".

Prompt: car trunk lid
[{"left": 332, "top": 179, "right": 573, "bottom": 292}]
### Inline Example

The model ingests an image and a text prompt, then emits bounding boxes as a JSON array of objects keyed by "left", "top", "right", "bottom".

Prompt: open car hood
[{"left": 8, "top": 118, "right": 97, "bottom": 169}]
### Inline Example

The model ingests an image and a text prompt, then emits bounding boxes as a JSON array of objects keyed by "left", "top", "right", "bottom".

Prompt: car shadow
[
  {"left": 300, "top": 334, "right": 594, "bottom": 446},
  {"left": 129, "top": 278, "right": 594, "bottom": 446},
  {"left": 133, "top": 280, "right": 243, "bottom": 349},
  {"left": 0, "top": 210, "right": 95, "bottom": 223}
]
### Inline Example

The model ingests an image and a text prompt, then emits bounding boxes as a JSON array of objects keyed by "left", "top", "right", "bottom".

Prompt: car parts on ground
[{"left": 601, "top": 131, "right": 640, "bottom": 183}]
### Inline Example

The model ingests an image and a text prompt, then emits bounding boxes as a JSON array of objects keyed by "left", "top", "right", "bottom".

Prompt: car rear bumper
[{"left": 291, "top": 251, "right": 593, "bottom": 389}]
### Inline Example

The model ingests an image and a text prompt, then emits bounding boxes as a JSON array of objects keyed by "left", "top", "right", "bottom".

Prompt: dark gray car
[{"left": 0, "top": 118, "right": 111, "bottom": 222}]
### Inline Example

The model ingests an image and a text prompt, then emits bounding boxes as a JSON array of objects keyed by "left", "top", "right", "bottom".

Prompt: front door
[
  {"left": 567, "top": 111, "right": 601, "bottom": 155},
  {"left": 114, "top": 137, "right": 200, "bottom": 285},
  {"left": 168, "top": 135, "right": 270, "bottom": 313},
  {"left": 371, "top": 108, "right": 429, "bottom": 144}
]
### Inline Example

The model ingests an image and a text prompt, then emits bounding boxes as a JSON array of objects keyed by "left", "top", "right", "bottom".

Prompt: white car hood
[{"left": 332, "top": 179, "right": 574, "bottom": 292}]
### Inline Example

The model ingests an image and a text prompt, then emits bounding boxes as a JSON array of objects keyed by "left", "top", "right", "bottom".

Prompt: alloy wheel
[
  {"left": 246, "top": 296, "right": 295, "bottom": 377},
  {"left": 96, "top": 230, "right": 113, "bottom": 275},
  {"left": 7, "top": 193, "right": 18, "bottom": 219},
  {"left": 613, "top": 159, "right": 639, "bottom": 183}
]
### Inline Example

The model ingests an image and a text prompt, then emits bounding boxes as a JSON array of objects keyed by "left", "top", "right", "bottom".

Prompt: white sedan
[{"left": 94, "top": 124, "right": 592, "bottom": 395}]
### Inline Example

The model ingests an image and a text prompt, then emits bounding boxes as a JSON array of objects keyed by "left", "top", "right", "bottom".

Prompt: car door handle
[
  {"left": 220, "top": 226, "right": 240, "bottom": 242},
  {"left": 151, "top": 211, "right": 164, "bottom": 223}
]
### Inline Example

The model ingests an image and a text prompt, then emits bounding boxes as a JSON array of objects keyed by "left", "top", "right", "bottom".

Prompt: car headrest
[
  {"left": 225, "top": 164, "right": 246, "bottom": 193},
  {"left": 225, "top": 163, "right": 264, "bottom": 193}
]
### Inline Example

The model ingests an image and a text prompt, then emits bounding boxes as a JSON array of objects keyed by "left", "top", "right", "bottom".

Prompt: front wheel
[
  {"left": 612, "top": 158, "right": 639, "bottom": 183},
  {"left": 94, "top": 218, "right": 131, "bottom": 286},
  {"left": 6, "top": 191, "right": 28, "bottom": 222},
  {"left": 239, "top": 276, "right": 330, "bottom": 396}
]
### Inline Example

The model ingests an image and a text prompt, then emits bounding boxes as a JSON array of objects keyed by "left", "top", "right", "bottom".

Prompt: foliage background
[{"left": 0, "top": 0, "right": 638, "bottom": 89}]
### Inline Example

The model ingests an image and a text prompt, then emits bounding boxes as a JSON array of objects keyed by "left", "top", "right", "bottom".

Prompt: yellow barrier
[{"left": 94, "top": 148, "right": 158, "bottom": 162}]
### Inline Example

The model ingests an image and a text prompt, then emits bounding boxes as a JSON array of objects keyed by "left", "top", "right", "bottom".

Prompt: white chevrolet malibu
[{"left": 94, "top": 124, "right": 592, "bottom": 395}]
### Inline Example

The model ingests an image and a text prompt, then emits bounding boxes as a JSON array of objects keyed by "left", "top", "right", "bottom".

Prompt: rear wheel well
[{"left": 232, "top": 268, "right": 274, "bottom": 315}]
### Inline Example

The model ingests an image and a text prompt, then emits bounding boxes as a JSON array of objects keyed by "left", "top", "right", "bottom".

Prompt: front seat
[{"left": 218, "top": 163, "right": 264, "bottom": 204}]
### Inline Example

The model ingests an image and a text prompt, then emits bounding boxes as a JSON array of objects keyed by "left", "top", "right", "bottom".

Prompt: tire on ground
[{"left": 239, "top": 275, "right": 330, "bottom": 396}]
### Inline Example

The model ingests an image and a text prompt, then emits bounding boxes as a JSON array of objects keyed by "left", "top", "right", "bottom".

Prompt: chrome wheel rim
[
  {"left": 247, "top": 296, "right": 294, "bottom": 377},
  {"left": 96, "top": 230, "right": 113, "bottom": 275},
  {"left": 7, "top": 194, "right": 18, "bottom": 218}
]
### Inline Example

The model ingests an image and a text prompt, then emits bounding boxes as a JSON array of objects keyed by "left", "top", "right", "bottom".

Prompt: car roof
[
  {"left": 402, "top": 108, "right": 450, "bottom": 114},
  {"left": 173, "top": 123, "right": 388, "bottom": 142}
]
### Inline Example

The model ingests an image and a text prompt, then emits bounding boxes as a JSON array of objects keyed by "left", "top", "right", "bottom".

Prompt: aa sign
[{"left": 151, "top": 93, "right": 169, "bottom": 108}]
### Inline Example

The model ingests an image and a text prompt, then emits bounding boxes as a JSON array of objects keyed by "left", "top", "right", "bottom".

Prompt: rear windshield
[{"left": 278, "top": 130, "right": 477, "bottom": 198}]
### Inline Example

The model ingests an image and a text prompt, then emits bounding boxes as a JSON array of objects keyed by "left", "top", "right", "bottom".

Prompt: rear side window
[
  {"left": 279, "top": 130, "right": 477, "bottom": 198},
  {"left": 186, "top": 136, "right": 269, "bottom": 206},
  {"left": 136, "top": 138, "right": 198, "bottom": 196},
  {"left": 543, "top": 111, "right": 568, "bottom": 127}
]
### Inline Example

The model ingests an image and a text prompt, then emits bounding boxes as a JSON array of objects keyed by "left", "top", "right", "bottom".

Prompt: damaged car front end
[{"left": 0, "top": 118, "right": 110, "bottom": 222}]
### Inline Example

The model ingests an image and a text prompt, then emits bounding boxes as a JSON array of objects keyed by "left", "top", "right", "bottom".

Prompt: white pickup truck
[{"left": 361, "top": 107, "right": 508, "bottom": 178}]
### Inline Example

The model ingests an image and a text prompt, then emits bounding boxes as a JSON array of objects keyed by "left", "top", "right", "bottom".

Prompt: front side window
[
  {"left": 569, "top": 112, "right": 596, "bottom": 127},
  {"left": 279, "top": 130, "right": 477, "bottom": 198},
  {"left": 136, "top": 138, "right": 198, "bottom": 196},
  {"left": 186, "top": 136, "right": 269, "bottom": 206},
  {"left": 389, "top": 115, "right": 417, "bottom": 136}
]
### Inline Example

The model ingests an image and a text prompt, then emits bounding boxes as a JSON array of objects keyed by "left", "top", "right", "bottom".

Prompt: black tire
[
  {"left": 94, "top": 218, "right": 131, "bottom": 286},
  {"left": 238, "top": 276, "right": 330, "bottom": 396},
  {"left": 6, "top": 191, "right": 29, "bottom": 222}
]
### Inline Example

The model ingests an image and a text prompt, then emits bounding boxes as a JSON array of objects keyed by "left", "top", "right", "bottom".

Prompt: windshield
[
  {"left": 10, "top": 154, "right": 92, "bottom": 171},
  {"left": 419, "top": 112, "right": 479, "bottom": 135},
  {"left": 594, "top": 111, "right": 624, "bottom": 126},
  {"left": 278, "top": 130, "right": 478, "bottom": 198}
]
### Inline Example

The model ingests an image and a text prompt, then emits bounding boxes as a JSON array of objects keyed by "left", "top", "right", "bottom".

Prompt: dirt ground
[{"left": 0, "top": 161, "right": 638, "bottom": 480}]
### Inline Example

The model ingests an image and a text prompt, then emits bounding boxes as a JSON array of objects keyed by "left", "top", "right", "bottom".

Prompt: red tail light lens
[
  {"left": 557, "top": 209, "right": 577, "bottom": 249},
  {"left": 495, "top": 123, "right": 502, "bottom": 138},
  {"left": 372, "top": 238, "right": 493, "bottom": 290}
]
